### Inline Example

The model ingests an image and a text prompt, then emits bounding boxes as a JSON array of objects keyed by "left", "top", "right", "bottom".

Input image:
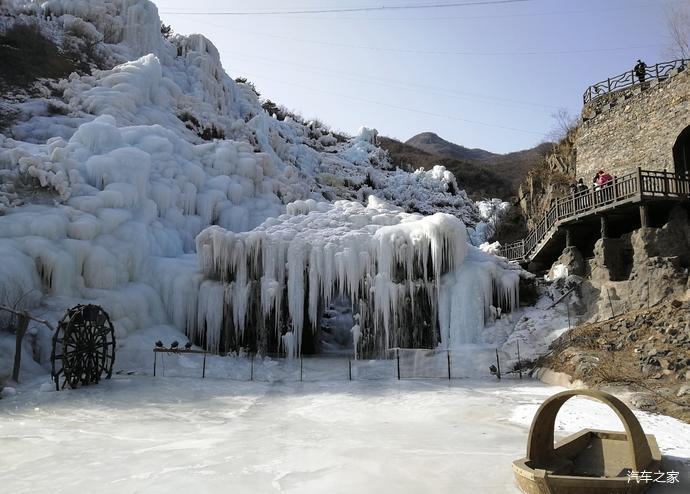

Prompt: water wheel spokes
[{"left": 50, "top": 304, "right": 116, "bottom": 391}]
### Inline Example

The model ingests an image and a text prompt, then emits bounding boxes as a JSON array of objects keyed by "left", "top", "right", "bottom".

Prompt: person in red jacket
[{"left": 597, "top": 171, "right": 613, "bottom": 185}]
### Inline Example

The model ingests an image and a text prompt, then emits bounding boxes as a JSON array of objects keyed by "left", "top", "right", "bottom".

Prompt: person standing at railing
[
  {"left": 597, "top": 170, "right": 614, "bottom": 202},
  {"left": 592, "top": 171, "right": 601, "bottom": 190},
  {"left": 575, "top": 178, "right": 588, "bottom": 210},
  {"left": 634, "top": 59, "right": 647, "bottom": 83}
]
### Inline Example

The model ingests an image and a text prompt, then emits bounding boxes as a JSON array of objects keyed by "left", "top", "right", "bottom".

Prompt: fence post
[
  {"left": 607, "top": 77, "right": 611, "bottom": 92},
  {"left": 612, "top": 176, "right": 618, "bottom": 202},
  {"left": 348, "top": 359, "right": 352, "bottom": 381},
  {"left": 202, "top": 353, "right": 206, "bottom": 379},
  {"left": 495, "top": 349, "right": 501, "bottom": 380},
  {"left": 607, "top": 288, "right": 616, "bottom": 319},
  {"left": 447, "top": 350, "right": 451, "bottom": 380},
  {"left": 153, "top": 352, "right": 157, "bottom": 377},
  {"left": 396, "top": 348, "right": 400, "bottom": 380}
]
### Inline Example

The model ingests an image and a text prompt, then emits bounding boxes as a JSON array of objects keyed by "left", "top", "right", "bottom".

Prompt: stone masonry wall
[{"left": 575, "top": 69, "right": 690, "bottom": 182}]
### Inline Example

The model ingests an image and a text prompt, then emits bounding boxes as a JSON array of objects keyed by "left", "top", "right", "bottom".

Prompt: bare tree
[
  {"left": 664, "top": 1, "right": 690, "bottom": 59},
  {"left": 546, "top": 108, "right": 579, "bottom": 142},
  {"left": 0, "top": 284, "right": 46, "bottom": 384}
]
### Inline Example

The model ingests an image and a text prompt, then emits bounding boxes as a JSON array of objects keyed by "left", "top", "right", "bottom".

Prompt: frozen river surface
[{"left": 1, "top": 377, "right": 689, "bottom": 493}]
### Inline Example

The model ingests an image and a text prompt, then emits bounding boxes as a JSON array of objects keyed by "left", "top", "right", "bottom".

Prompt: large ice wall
[{"left": 0, "top": 0, "right": 517, "bottom": 364}]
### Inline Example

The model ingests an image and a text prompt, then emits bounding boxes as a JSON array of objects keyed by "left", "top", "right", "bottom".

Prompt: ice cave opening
[{"left": 319, "top": 297, "right": 355, "bottom": 356}]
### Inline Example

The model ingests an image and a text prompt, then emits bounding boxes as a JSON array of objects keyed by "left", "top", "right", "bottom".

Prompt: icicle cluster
[{"left": 195, "top": 197, "right": 519, "bottom": 357}]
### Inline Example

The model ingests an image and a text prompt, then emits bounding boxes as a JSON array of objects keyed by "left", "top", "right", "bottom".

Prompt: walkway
[{"left": 499, "top": 169, "right": 690, "bottom": 263}]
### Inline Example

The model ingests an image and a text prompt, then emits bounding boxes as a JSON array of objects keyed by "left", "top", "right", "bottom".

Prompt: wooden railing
[
  {"left": 583, "top": 59, "right": 689, "bottom": 105},
  {"left": 499, "top": 169, "right": 690, "bottom": 262}
]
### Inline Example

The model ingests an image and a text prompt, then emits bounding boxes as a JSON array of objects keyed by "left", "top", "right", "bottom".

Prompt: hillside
[
  {"left": 405, "top": 132, "right": 552, "bottom": 193},
  {"left": 378, "top": 136, "right": 512, "bottom": 200},
  {"left": 405, "top": 132, "right": 497, "bottom": 162}
]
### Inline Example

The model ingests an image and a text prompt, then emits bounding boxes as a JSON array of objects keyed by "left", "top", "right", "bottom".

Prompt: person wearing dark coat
[{"left": 634, "top": 59, "right": 647, "bottom": 83}]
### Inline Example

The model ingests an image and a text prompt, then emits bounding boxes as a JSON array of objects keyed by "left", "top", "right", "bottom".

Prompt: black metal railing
[
  {"left": 499, "top": 169, "right": 690, "bottom": 262},
  {"left": 583, "top": 59, "right": 689, "bottom": 105}
]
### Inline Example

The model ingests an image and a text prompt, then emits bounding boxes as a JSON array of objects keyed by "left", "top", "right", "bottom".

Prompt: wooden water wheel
[{"left": 50, "top": 304, "right": 116, "bottom": 390}]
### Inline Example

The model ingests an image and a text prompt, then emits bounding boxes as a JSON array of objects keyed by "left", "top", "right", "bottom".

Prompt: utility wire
[
  {"left": 236, "top": 69, "right": 547, "bottom": 136},
  {"left": 225, "top": 50, "right": 559, "bottom": 111},
  {"left": 216, "top": 2, "right": 661, "bottom": 22},
  {"left": 185, "top": 22, "right": 662, "bottom": 57},
  {"left": 161, "top": 0, "right": 532, "bottom": 16}
]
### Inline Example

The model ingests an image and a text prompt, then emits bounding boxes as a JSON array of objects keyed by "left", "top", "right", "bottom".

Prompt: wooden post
[
  {"left": 600, "top": 215, "right": 608, "bottom": 239},
  {"left": 396, "top": 348, "right": 401, "bottom": 380},
  {"left": 637, "top": 167, "right": 643, "bottom": 198},
  {"left": 12, "top": 314, "right": 29, "bottom": 383},
  {"left": 348, "top": 359, "right": 352, "bottom": 381},
  {"left": 564, "top": 227, "right": 572, "bottom": 248},
  {"left": 202, "top": 353, "right": 206, "bottom": 379},
  {"left": 639, "top": 204, "right": 649, "bottom": 228},
  {"left": 612, "top": 176, "right": 618, "bottom": 202},
  {"left": 153, "top": 352, "right": 157, "bottom": 377}
]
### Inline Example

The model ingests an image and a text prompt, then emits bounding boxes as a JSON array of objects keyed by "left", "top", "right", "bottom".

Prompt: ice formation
[
  {"left": 0, "top": 0, "right": 520, "bottom": 366},
  {"left": 196, "top": 197, "right": 520, "bottom": 357}
]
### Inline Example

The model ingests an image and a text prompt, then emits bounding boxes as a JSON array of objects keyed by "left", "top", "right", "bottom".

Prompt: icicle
[{"left": 195, "top": 198, "right": 519, "bottom": 357}]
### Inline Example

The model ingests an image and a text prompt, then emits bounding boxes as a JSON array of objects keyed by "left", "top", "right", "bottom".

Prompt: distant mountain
[
  {"left": 405, "top": 132, "right": 498, "bottom": 162},
  {"left": 378, "top": 137, "right": 512, "bottom": 200},
  {"left": 404, "top": 132, "right": 553, "bottom": 194}
]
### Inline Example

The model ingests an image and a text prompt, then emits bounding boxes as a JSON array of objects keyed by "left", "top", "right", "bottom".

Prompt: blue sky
[{"left": 156, "top": 0, "right": 679, "bottom": 153}]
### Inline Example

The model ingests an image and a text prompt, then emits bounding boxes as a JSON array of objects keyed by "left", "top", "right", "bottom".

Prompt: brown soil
[{"left": 535, "top": 301, "right": 690, "bottom": 423}]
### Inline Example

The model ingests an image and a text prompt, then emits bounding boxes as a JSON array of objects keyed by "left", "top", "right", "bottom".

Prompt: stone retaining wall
[{"left": 575, "top": 70, "right": 690, "bottom": 181}]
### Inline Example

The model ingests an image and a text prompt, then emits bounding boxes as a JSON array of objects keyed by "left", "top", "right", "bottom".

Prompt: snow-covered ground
[{"left": 1, "top": 377, "right": 688, "bottom": 494}]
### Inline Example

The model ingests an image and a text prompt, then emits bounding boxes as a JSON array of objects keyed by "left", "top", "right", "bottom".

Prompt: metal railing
[
  {"left": 583, "top": 59, "right": 689, "bottom": 105},
  {"left": 499, "top": 169, "right": 690, "bottom": 262},
  {"left": 129, "top": 346, "right": 524, "bottom": 381}
]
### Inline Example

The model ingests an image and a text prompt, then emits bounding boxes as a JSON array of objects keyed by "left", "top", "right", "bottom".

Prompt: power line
[
  {"left": 224, "top": 50, "right": 559, "bottom": 111},
  {"left": 185, "top": 17, "right": 559, "bottom": 110},
  {"left": 217, "top": 2, "right": 660, "bottom": 22},
  {"left": 183, "top": 21, "right": 662, "bottom": 57},
  {"left": 160, "top": 0, "right": 532, "bottom": 16},
  {"left": 235, "top": 69, "right": 548, "bottom": 136}
]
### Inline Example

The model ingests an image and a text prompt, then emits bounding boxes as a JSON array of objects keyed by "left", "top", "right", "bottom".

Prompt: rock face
[
  {"left": 576, "top": 68, "right": 690, "bottom": 181},
  {"left": 518, "top": 131, "right": 576, "bottom": 231},
  {"left": 583, "top": 206, "right": 690, "bottom": 319},
  {"left": 548, "top": 246, "right": 585, "bottom": 280}
]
